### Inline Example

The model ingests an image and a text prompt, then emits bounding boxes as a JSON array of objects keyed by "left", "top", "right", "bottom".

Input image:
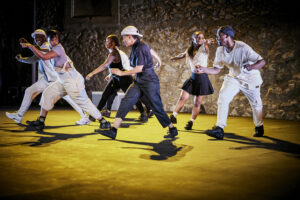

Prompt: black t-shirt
[{"left": 129, "top": 40, "right": 158, "bottom": 82}]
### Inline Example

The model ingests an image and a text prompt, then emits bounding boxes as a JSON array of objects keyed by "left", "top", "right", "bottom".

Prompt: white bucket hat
[
  {"left": 121, "top": 26, "right": 143, "bottom": 37},
  {"left": 31, "top": 29, "right": 46, "bottom": 38}
]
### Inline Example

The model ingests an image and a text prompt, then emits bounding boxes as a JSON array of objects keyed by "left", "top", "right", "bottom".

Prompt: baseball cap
[
  {"left": 31, "top": 29, "right": 46, "bottom": 38},
  {"left": 217, "top": 26, "right": 235, "bottom": 38},
  {"left": 121, "top": 26, "right": 143, "bottom": 37}
]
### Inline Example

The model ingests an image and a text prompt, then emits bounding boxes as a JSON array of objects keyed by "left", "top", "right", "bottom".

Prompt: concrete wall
[{"left": 36, "top": 0, "right": 300, "bottom": 120}]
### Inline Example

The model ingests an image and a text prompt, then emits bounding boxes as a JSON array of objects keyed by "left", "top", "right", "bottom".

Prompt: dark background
[{"left": 0, "top": 0, "right": 299, "bottom": 120}]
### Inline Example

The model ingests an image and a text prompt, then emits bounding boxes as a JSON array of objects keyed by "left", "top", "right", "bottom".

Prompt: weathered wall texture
[{"left": 36, "top": 0, "right": 300, "bottom": 120}]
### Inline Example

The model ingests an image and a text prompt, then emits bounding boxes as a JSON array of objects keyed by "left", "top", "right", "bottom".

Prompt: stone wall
[{"left": 36, "top": 0, "right": 300, "bottom": 120}]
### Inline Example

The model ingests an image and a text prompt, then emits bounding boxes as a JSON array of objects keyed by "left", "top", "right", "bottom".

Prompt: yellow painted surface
[{"left": 0, "top": 110, "right": 299, "bottom": 199}]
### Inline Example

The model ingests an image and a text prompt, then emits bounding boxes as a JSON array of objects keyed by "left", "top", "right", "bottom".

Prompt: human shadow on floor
[
  {"left": 0, "top": 124, "right": 97, "bottom": 147},
  {"left": 98, "top": 137, "right": 193, "bottom": 161},
  {"left": 179, "top": 129, "right": 206, "bottom": 134},
  {"left": 221, "top": 132, "right": 300, "bottom": 158}
]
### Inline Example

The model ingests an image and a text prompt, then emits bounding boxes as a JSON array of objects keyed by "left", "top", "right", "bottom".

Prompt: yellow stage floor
[{"left": 0, "top": 109, "right": 299, "bottom": 200}]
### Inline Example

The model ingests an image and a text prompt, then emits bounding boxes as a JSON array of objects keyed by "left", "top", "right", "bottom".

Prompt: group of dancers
[{"left": 6, "top": 25, "right": 266, "bottom": 140}]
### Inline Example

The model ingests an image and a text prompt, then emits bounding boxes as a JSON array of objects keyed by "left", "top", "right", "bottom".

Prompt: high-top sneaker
[
  {"left": 184, "top": 120, "right": 193, "bottom": 130},
  {"left": 205, "top": 126, "right": 224, "bottom": 140},
  {"left": 99, "top": 119, "right": 111, "bottom": 129},
  {"left": 164, "top": 127, "right": 178, "bottom": 138},
  {"left": 169, "top": 114, "right": 177, "bottom": 124},
  {"left": 253, "top": 125, "right": 264, "bottom": 137},
  {"left": 27, "top": 118, "right": 45, "bottom": 131},
  {"left": 101, "top": 110, "right": 111, "bottom": 118}
]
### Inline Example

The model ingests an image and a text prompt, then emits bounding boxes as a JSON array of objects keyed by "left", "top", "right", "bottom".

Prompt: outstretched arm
[
  {"left": 111, "top": 65, "right": 143, "bottom": 76},
  {"left": 21, "top": 43, "right": 57, "bottom": 60},
  {"left": 199, "top": 67, "right": 221, "bottom": 75},
  {"left": 170, "top": 52, "right": 186, "bottom": 61},
  {"left": 16, "top": 54, "right": 39, "bottom": 64},
  {"left": 86, "top": 53, "right": 115, "bottom": 80}
]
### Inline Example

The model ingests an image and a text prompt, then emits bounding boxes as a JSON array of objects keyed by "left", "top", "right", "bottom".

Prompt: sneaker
[
  {"left": 89, "top": 115, "right": 96, "bottom": 122},
  {"left": 204, "top": 126, "right": 224, "bottom": 140},
  {"left": 95, "top": 127, "right": 117, "bottom": 139},
  {"left": 184, "top": 120, "right": 193, "bottom": 130},
  {"left": 136, "top": 113, "right": 148, "bottom": 123},
  {"left": 147, "top": 110, "right": 154, "bottom": 118},
  {"left": 6, "top": 112, "right": 22, "bottom": 123},
  {"left": 164, "top": 127, "right": 178, "bottom": 138},
  {"left": 253, "top": 125, "right": 264, "bottom": 137},
  {"left": 76, "top": 117, "right": 90, "bottom": 125},
  {"left": 27, "top": 119, "right": 45, "bottom": 131},
  {"left": 101, "top": 110, "right": 111, "bottom": 118},
  {"left": 99, "top": 120, "right": 111, "bottom": 129},
  {"left": 169, "top": 114, "right": 177, "bottom": 124}
]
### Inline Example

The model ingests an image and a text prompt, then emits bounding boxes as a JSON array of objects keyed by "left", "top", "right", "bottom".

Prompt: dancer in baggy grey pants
[
  {"left": 20, "top": 29, "right": 110, "bottom": 131},
  {"left": 6, "top": 29, "right": 90, "bottom": 125}
]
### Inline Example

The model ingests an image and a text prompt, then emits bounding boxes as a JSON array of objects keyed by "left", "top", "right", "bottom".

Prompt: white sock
[
  {"left": 190, "top": 118, "right": 195, "bottom": 122},
  {"left": 173, "top": 112, "right": 178, "bottom": 117}
]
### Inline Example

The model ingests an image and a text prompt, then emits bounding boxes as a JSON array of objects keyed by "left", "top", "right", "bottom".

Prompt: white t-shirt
[
  {"left": 213, "top": 41, "right": 263, "bottom": 85},
  {"left": 186, "top": 44, "right": 208, "bottom": 73}
]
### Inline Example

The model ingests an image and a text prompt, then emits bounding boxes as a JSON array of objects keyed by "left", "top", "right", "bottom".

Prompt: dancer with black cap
[
  {"left": 198, "top": 26, "right": 266, "bottom": 139},
  {"left": 96, "top": 26, "right": 178, "bottom": 139}
]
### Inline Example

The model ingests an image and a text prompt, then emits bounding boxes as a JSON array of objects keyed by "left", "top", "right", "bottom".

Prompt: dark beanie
[{"left": 217, "top": 26, "right": 235, "bottom": 38}]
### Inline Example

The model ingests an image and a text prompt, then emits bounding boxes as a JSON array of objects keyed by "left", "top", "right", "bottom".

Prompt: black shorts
[{"left": 181, "top": 73, "right": 214, "bottom": 96}]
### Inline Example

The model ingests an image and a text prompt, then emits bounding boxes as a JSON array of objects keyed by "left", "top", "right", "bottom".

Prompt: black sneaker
[
  {"left": 147, "top": 110, "right": 154, "bottom": 118},
  {"left": 99, "top": 120, "right": 111, "bottom": 129},
  {"left": 164, "top": 127, "right": 178, "bottom": 138},
  {"left": 27, "top": 119, "right": 45, "bottom": 131},
  {"left": 169, "top": 114, "right": 177, "bottom": 124},
  {"left": 253, "top": 125, "right": 264, "bottom": 137},
  {"left": 184, "top": 120, "right": 193, "bottom": 130},
  {"left": 204, "top": 126, "right": 224, "bottom": 140},
  {"left": 136, "top": 113, "right": 148, "bottom": 123},
  {"left": 89, "top": 115, "right": 96, "bottom": 122},
  {"left": 101, "top": 110, "right": 111, "bottom": 118},
  {"left": 95, "top": 128, "right": 117, "bottom": 139}
]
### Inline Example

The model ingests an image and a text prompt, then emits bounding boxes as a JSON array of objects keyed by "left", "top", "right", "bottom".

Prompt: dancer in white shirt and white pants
[
  {"left": 200, "top": 26, "right": 266, "bottom": 139},
  {"left": 6, "top": 29, "right": 90, "bottom": 125}
]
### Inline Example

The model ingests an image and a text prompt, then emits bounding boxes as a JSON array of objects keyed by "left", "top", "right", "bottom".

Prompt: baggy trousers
[
  {"left": 40, "top": 69, "right": 101, "bottom": 119},
  {"left": 17, "top": 78, "right": 85, "bottom": 118},
  {"left": 216, "top": 75, "right": 263, "bottom": 129},
  {"left": 116, "top": 79, "right": 171, "bottom": 128}
]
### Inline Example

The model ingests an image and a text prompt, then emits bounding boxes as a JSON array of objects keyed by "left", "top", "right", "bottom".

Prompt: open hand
[{"left": 111, "top": 68, "right": 123, "bottom": 76}]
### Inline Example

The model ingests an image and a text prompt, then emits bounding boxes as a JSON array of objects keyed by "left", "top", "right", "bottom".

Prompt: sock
[
  {"left": 99, "top": 118, "right": 107, "bottom": 123},
  {"left": 38, "top": 116, "right": 46, "bottom": 122},
  {"left": 190, "top": 118, "right": 195, "bottom": 122},
  {"left": 173, "top": 112, "right": 178, "bottom": 117}
]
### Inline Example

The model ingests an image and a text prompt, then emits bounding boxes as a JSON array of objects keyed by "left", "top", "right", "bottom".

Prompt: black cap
[{"left": 217, "top": 26, "right": 235, "bottom": 38}]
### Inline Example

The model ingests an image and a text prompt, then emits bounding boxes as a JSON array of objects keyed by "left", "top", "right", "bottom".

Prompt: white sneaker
[
  {"left": 76, "top": 117, "right": 90, "bottom": 125},
  {"left": 6, "top": 112, "right": 22, "bottom": 123}
]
